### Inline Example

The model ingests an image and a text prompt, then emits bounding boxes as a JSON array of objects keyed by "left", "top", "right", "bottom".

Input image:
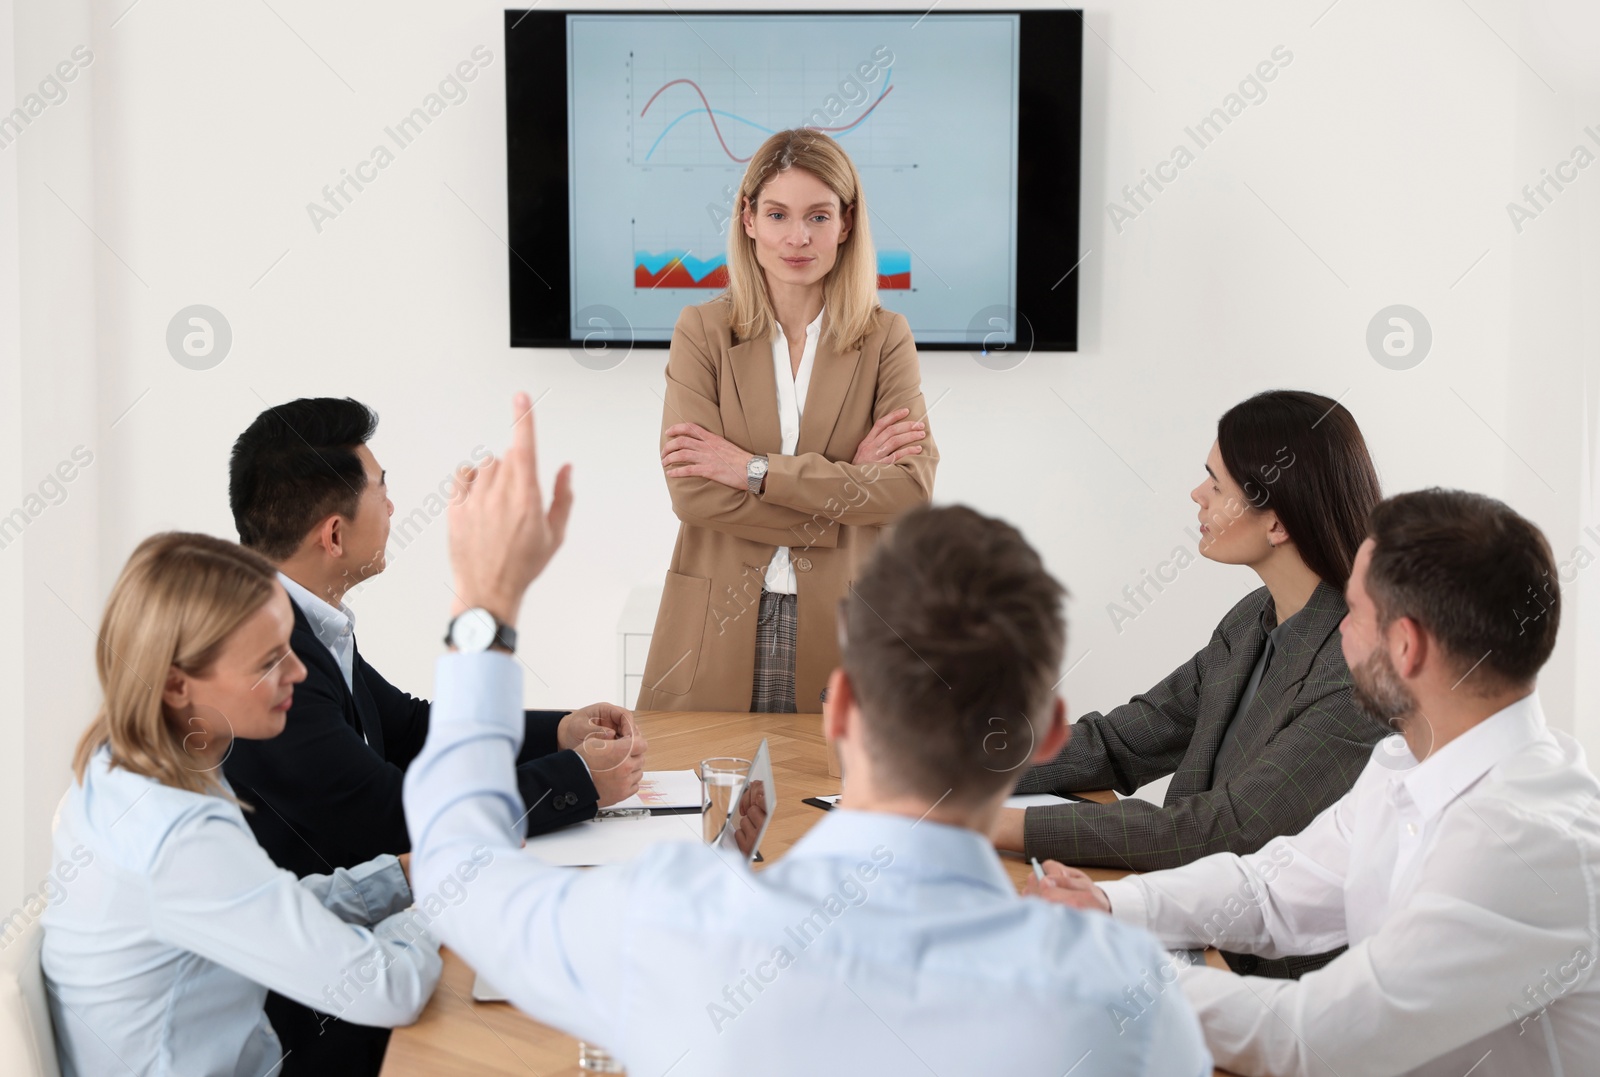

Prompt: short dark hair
[
  {"left": 1365, "top": 488, "right": 1558, "bottom": 692},
  {"left": 841, "top": 504, "right": 1067, "bottom": 805},
  {"left": 229, "top": 398, "right": 378, "bottom": 560},
  {"left": 1218, "top": 390, "right": 1382, "bottom": 588}
]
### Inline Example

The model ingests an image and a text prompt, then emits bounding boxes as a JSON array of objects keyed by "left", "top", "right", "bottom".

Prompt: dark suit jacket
[
  {"left": 1017, "top": 581, "right": 1385, "bottom": 977},
  {"left": 223, "top": 597, "right": 599, "bottom": 879}
]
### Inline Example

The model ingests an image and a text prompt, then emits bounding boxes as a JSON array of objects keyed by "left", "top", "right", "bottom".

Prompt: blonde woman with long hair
[
  {"left": 643, "top": 128, "right": 939, "bottom": 714},
  {"left": 42, "top": 532, "right": 440, "bottom": 1077}
]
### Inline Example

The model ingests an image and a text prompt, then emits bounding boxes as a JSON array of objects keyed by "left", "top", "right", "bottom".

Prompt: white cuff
[{"left": 1099, "top": 876, "right": 1151, "bottom": 929}]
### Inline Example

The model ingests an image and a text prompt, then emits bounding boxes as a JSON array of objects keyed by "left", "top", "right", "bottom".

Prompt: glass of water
[
  {"left": 700, "top": 757, "right": 751, "bottom": 844},
  {"left": 578, "top": 1041, "right": 625, "bottom": 1072}
]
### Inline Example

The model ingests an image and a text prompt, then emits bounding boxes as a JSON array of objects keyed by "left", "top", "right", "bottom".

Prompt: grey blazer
[{"left": 1018, "top": 580, "right": 1385, "bottom": 977}]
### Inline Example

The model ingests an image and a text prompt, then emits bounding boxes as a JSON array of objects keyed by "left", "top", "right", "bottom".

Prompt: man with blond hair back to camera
[{"left": 401, "top": 392, "right": 1211, "bottom": 1076}]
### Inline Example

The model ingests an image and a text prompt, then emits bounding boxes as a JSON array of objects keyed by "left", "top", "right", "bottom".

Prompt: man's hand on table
[
  {"left": 557, "top": 702, "right": 636, "bottom": 751},
  {"left": 1023, "top": 859, "right": 1112, "bottom": 913},
  {"left": 578, "top": 722, "right": 648, "bottom": 807}
]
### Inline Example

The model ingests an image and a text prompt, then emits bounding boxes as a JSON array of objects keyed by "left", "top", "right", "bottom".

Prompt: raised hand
[{"left": 447, "top": 391, "right": 574, "bottom": 627}]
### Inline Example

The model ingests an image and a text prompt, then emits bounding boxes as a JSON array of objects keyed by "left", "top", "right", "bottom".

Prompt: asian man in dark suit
[{"left": 221, "top": 396, "right": 646, "bottom": 1077}]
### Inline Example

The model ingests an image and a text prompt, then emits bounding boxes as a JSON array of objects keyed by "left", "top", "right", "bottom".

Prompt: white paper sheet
[
  {"left": 521, "top": 813, "right": 704, "bottom": 867},
  {"left": 1003, "top": 793, "right": 1086, "bottom": 809},
  {"left": 608, "top": 770, "right": 702, "bottom": 811}
]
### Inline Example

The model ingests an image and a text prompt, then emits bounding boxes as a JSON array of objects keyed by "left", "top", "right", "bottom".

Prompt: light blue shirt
[
  {"left": 404, "top": 653, "right": 1212, "bottom": 1077},
  {"left": 277, "top": 571, "right": 356, "bottom": 694},
  {"left": 42, "top": 746, "right": 442, "bottom": 1077}
]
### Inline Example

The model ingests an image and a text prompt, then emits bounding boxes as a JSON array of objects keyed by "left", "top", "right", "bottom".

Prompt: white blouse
[{"left": 762, "top": 304, "right": 825, "bottom": 595}]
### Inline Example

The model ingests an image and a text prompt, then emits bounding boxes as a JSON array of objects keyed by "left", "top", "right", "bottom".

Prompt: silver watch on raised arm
[
  {"left": 746, "top": 454, "right": 769, "bottom": 496},
  {"left": 445, "top": 608, "right": 518, "bottom": 654}
]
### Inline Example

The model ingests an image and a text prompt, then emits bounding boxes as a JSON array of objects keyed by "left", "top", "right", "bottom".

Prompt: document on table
[
  {"left": 520, "top": 813, "right": 703, "bottom": 867},
  {"left": 607, "top": 770, "right": 701, "bottom": 811},
  {"left": 807, "top": 792, "right": 1087, "bottom": 810},
  {"left": 1004, "top": 793, "right": 1091, "bottom": 809}
]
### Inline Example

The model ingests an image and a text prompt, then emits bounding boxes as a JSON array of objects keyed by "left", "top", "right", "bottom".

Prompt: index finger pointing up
[{"left": 510, "top": 390, "right": 537, "bottom": 476}]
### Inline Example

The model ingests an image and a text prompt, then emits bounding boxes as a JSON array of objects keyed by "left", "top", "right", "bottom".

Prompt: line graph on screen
[{"left": 626, "top": 51, "right": 915, "bottom": 169}]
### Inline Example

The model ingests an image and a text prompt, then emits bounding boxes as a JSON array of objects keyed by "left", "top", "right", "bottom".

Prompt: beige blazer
[{"left": 638, "top": 297, "right": 939, "bottom": 713}]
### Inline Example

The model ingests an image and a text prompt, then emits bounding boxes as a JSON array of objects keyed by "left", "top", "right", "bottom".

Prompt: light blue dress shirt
[
  {"left": 42, "top": 745, "right": 442, "bottom": 1077},
  {"left": 404, "top": 652, "right": 1212, "bottom": 1077}
]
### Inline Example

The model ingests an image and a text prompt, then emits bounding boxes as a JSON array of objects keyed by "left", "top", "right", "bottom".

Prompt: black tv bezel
[{"left": 505, "top": 8, "right": 1081, "bottom": 351}]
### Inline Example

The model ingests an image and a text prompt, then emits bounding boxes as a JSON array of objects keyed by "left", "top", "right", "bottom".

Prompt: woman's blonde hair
[
  {"left": 725, "top": 129, "right": 881, "bottom": 354},
  {"left": 71, "top": 531, "right": 279, "bottom": 798}
]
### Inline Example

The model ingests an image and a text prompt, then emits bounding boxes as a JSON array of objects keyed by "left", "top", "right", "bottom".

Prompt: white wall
[
  {"left": 0, "top": 0, "right": 23, "bottom": 911},
  {"left": 5, "top": 0, "right": 1599, "bottom": 902},
  {"left": 3, "top": 0, "right": 101, "bottom": 914}
]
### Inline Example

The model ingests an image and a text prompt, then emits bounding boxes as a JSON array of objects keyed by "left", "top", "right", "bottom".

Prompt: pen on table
[{"left": 1030, "top": 857, "right": 1046, "bottom": 882}]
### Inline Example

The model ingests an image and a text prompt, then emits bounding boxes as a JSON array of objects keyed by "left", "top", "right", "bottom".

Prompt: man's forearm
[
  {"left": 404, "top": 654, "right": 529, "bottom": 896},
  {"left": 513, "top": 751, "right": 599, "bottom": 837},
  {"left": 519, "top": 708, "right": 568, "bottom": 759},
  {"left": 401, "top": 651, "right": 625, "bottom": 1047},
  {"left": 992, "top": 807, "right": 1026, "bottom": 852},
  {"left": 1099, "top": 852, "right": 1271, "bottom": 952}
]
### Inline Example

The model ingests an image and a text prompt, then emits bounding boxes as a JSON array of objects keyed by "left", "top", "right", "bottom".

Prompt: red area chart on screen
[{"left": 633, "top": 250, "right": 910, "bottom": 290}]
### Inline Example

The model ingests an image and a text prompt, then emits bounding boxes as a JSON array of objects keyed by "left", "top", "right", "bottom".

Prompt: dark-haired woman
[{"left": 993, "top": 389, "right": 1387, "bottom": 979}]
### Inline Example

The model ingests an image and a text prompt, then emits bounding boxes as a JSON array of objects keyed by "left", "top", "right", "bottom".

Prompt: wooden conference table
[{"left": 383, "top": 710, "right": 1235, "bottom": 1077}]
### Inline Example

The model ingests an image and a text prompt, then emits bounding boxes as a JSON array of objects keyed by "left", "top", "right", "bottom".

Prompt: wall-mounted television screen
[{"left": 506, "top": 8, "right": 1082, "bottom": 350}]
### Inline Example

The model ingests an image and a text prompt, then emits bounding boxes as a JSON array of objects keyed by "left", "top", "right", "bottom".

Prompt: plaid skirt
[{"left": 749, "top": 590, "right": 798, "bottom": 713}]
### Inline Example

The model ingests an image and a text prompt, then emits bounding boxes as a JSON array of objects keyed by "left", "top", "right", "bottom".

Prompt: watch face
[
  {"left": 451, "top": 608, "right": 497, "bottom": 652},
  {"left": 748, "top": 457, "right": 768, "bottom": 477}
]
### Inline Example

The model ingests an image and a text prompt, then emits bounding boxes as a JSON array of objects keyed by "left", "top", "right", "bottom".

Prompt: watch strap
[{"left": 746, "top": 455, "right": 769, "bottom": 496}]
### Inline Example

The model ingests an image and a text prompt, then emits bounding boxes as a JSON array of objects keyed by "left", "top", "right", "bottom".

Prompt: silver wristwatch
[
  {"left": 746, "top": 455, "right": 769, "bottom": 495},
  {"left": 445, "top": 608, "right": 518, "bottom": 654}
]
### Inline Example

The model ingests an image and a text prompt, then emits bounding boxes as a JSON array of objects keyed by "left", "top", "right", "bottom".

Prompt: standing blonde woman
[
  {"left": 42, "top": 532, "right": 440, "bottom": 1077},
  {"left": 643, "top": 129, "right": 938, "bottom": 714}
]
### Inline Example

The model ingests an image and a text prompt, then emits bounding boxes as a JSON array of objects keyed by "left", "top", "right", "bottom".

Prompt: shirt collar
[
  {"left": 1259, "top": 606, "right": 1299, "bottom": 645},
  {"left": 785, "top": 807, "right": 1015, "bottom": 896},
  {"left": 1396, "top": 691, "right": 1553, "bottom": 820},
  {"left": 276, "top": 571, "right": 354, "bottom": 652},
  {"left": 775, "top": 304, "right": 826, "bottom": 340},
  {"left": 1252, "top": 582, "right": 1357, "bottom": 678},
  {"left": 1254, "top": 592, "right": 1305, "bottom": 633}
]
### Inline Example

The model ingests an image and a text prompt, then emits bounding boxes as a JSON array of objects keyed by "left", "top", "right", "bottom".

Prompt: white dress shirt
[
  {"left": 42, "top": 746, "right": 441, "bottom": 1077},
  {"left": 403, "top": 652, "right": 1212, "bottom": 1077},
  {"left": 1100, "top": 692, "right": 1600, "bottom": 1077},
  {"left": 762, "top": 304, "right": 824, "bottom": 595},
  {"left": 278, "top": 571, "right": 356, "bottom": 694}
]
